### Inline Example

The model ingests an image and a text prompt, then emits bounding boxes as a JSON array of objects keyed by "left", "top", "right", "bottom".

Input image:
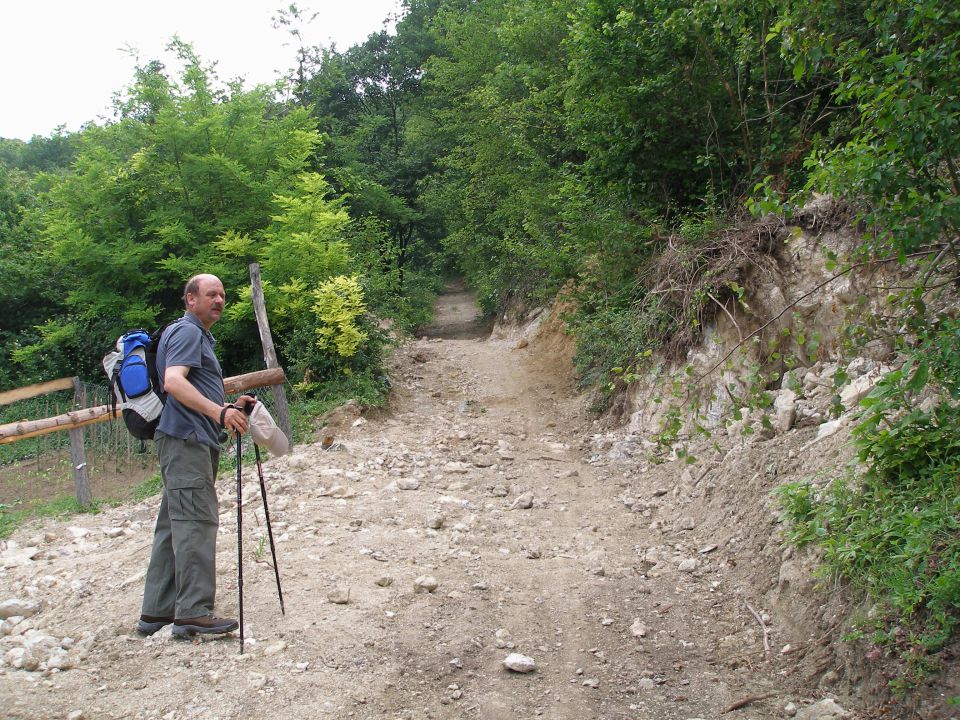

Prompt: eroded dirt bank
[{"left": 0, "top": 286, "right": 869, "bottom": 720}]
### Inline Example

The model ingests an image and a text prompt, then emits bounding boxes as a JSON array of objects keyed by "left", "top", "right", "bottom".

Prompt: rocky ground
[{"left": 0, "top": 286, "right": 882, "bottom": 720}]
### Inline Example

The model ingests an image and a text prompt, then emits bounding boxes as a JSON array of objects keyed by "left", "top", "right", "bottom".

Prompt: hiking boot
[
  {"left": 137, "top": 614, "right": 174, "bottom": 635},
  {"left": 171, "top": 615, "right": 239, "bottom": 636}
]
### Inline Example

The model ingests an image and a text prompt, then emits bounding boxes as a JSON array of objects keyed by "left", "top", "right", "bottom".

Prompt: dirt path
[{"left": 0, "top": 286, "right": 834, "bottom": 720}]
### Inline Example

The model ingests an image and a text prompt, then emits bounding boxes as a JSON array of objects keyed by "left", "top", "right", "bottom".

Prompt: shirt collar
[{"left": 182, "top": 311, "right": 217, "bottom": 346}]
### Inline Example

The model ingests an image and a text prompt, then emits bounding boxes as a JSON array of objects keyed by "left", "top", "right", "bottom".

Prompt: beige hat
[{"left": 249, "top": 402, "right": 290, "bottom": 456}]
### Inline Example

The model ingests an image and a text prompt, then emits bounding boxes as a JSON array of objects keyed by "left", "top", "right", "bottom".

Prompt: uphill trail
[{"left": 0, "top": 284, "right": 831, "bottom": 720}]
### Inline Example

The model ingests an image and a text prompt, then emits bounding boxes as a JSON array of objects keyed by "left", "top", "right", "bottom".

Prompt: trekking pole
[
  {"left": 235, "top": 430, "right": 245, "bottom": 654},
  {"left": 253, "top": 443, "right": 285, "bottom": 615}
]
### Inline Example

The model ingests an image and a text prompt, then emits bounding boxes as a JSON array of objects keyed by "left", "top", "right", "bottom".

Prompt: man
[{"left": 138, "top": 273, "right": 254, "bottom": 637}]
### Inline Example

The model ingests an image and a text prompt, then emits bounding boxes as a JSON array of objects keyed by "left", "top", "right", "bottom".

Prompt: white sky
[{"left": 0, "top": 0, "right": 401, "bottom": 140}]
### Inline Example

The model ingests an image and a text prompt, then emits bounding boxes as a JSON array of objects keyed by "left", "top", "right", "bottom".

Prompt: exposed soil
[
  {"left": 0, "top": 448, "right": 157, "bottom": 507},
  {"left": 0, "top": 285, "right": 913, "bottom": 719}
]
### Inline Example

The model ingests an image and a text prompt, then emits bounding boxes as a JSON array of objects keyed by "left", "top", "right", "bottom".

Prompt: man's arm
[{"left": 164, "top": 365, "right": 251, "bottom": 435}]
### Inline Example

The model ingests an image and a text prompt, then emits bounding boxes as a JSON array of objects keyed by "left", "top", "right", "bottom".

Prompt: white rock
[
  {"left": 510, "top": 492, "right": 534, "bottom": 510},
  {"left": 102, "top": 527, "right": 124, "bottom": 538},
  {"left": 678, "top": 558, "right": 698, "bottom": 573},
  {"left": 23, "top": 630, "right": 57, "bottom": 653},
  {"left": 328, "top": 586, "right": 351, "bottom": 604},
  {"left": 427, "top": 515, "right": 444, "bottom": 530},
  {"left": 1, "top": 546, "right": 41, "bottom": 567},
  {"left": 5, "top": 645, "right": 39, "bottom": 671},
  {"left": 397, "top": 478, "right": 420, "bottom": 491},
  {"left": 414, "top": 575, "right": 439, "bottom": 594},
  {"left": 774, "top": 389, "right": 798, "bottom": 432},
  {"left": 67, "top": 712, "right": 85, "bottom": 720},
  {"left": 630, "top": 620, "right": 649, "bottom": 638},
  {"left": 3, "top": 646, "right": 26, "bottom": 669},
  {"left": 816, "top": 418, "right": 845, "bottom": 440},
  {"left": 637, "top": 677, "right": 656, "bottom": 691},
  {"left": 795, "top": 698, "right": 851, "bottom": 720},
  {"left": 66, "top": 526, "right": 90, "bottom": 539},
  {"left": 44, "top": 647, "right": 75, "bottom": 671},
  {"left": 502, "top": 653, "right": 536, "bottom": 673},
  {"left": 144, "top": 624, "right": 174, "bottom": 645},
  {"left": 375, "top": 576, "right": 394, "bottom": 587},
  {"left": 785, "top": 702, "right": 799, "bottom": 717},
  {"left": 840, "top": 371, "right": 885, "bottom": 409},
  {"left": 0, "top": 599, "right": 41, "bottom": 619}
]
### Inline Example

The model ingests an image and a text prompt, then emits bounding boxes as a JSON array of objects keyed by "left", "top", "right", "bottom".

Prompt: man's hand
[
  {"left": 222, "top": 395, "right": 256, "bottom": 434},
  {"left": 237, "top": 394, "right": 257, "bottom": 414},
  {"left": 164, "top": 366, "right": 253, "bottom": 435},
  {"left": 221, "top": 404, "right": 249, "bottom": 435}
]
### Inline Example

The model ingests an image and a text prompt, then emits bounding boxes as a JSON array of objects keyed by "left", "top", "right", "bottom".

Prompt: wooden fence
[{"left": 0, "top": 368, "right": 287, "bottom": 505}]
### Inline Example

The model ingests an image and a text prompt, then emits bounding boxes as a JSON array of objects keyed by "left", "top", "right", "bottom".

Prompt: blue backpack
[{"left": 102, "top": 323, "right": 172, "bottom": 440}]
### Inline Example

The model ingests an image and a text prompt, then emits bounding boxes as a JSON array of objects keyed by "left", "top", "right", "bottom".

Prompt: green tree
[
  {"left": 0, "top": 165, "right": 64, "bottom": 386},
  {"left": 19, "top": 40, "right": 321, "bottom": 380},
  {"left": 423, "top": 0, "right": 577, "bottom": 310},
  {"left": 777, "top": 1, "right": 960, "bottom": 261},
  {"left": 305, "top": 1, "right": 445, "bottom": 295}
]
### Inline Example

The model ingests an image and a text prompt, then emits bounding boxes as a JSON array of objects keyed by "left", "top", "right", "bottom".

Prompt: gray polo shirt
[{"left": 156, "top": 312, "right": 225, "bottom": 449}]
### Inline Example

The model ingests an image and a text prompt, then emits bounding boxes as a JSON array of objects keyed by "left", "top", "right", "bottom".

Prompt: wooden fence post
[
  {"left": 70, "top": 378, "right": 92, "bottom": 506},
  {"left": 248, "top": 263, "right": 292, "bottom": 445}
]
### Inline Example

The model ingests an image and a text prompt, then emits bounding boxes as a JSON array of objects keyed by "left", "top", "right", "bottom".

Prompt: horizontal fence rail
[
  {"left": 0, "top": 368, "right": 285, "bottom": 445},
  {"left": 0, "top": 368, "right": 287, "bottom": 508},
  {"left": 0, "top": 378, "right": 76, "bottom": 406}
]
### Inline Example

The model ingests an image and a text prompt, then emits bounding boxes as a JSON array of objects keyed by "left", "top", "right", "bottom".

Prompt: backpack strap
[{"left": 109, "top": 364, "right": 122, "bottom": 416}]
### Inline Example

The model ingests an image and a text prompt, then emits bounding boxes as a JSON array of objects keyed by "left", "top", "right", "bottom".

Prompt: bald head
[
  {"left": 183, "top": 274, "right": 226, "bottom": 330},
  {"left": 183, "top": 274, "right": 221, "bottom": 307}
]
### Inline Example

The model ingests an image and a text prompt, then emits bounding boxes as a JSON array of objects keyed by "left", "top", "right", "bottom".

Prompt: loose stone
[
  {"left": 510, "top": 492, "right": 534, "bottom": 510},
  {"left": 503, "top": 653, "right": 536, "bottom": 673},
  {"left": 328, "top": 586, "right": 351, "bottom": 604},
  {"left": 414, "top": 575, "right": 439, "bottom": 593},
  {"left": 0, "top": 600, "right": 41, "bottom": 620}
]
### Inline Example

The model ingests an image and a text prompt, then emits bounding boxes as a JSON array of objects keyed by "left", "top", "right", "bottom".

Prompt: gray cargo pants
[{"left": 141, "top": 433, "right": 220, "bottom": 619}]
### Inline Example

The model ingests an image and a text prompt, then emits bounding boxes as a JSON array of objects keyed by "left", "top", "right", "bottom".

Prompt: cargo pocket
[{"left": 168, "top": 486, "right": 218, "bottom": 524}]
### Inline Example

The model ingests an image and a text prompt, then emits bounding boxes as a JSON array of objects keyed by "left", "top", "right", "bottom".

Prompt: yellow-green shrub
[{"left": 312, "top": 275, "right": 368, "bottom": 358}]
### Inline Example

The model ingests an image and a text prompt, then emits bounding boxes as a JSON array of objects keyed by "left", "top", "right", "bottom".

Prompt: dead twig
[
  {"left": 707, "top": 292, "right": 743, "bottom": 343},
  {"left": 721, "top": 692, "right": 779, "bottom": 714},
  {"left": 744, "top": 600, "right": 771, "bottom": 654},
  {"left": 872, "top": 274, "right": 960, "bottom": 292}
]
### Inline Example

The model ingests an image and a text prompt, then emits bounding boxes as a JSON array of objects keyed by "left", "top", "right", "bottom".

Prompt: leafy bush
[
  {"left": 313, "top": 275, "right": 369, "bottom": 358},
  {"left": 777, "top": 318, "right": 960, "bottom": 687}
]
